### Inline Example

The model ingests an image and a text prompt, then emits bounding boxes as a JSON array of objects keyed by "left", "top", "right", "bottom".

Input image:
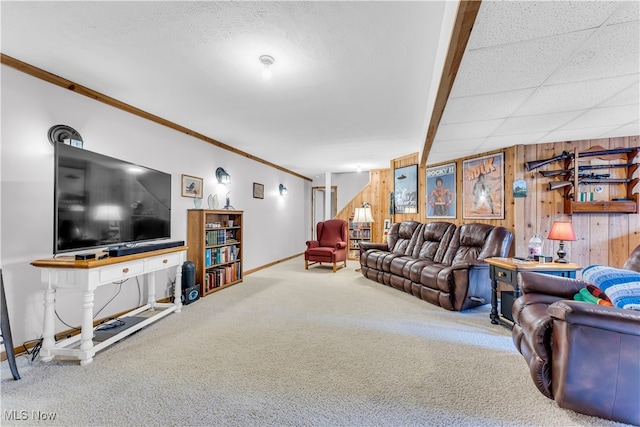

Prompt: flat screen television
[{"left": 54, "top": 143, "right": 172, "bottom": 254}]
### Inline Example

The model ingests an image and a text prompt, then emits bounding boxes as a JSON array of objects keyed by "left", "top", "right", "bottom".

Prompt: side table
[{"left": 485, "top": 257, "right": 582, "bottom": 328}]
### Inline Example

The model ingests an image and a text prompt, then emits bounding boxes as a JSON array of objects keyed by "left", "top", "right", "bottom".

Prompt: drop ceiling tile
[
  {"left": 451, "top": 30, "right": 594, "bottom": 97},
  {"left": 480, "top": 132, "right": 551, "bottom": 152},
  {"left": 600, "top": 82, "right": 640, "bottom": 107},
  {"left": 492, "top": 111, "right": 587, "bottom": 136},
  {"left": 469, "top": 1, "right": 621, "bottom": 49},
  {"left": 441, "top": 89, "right": 535, "bottom": 124},
  {"left": 562, "top": 104, "right": 640, "bottom": 129},
  {"left": 426, "top": 150, "right": 475, "bottom": 166},
  {"left": 545, "top": 20, "right": 640, "bottom": 85},
  {"left": 598, "top": 121, "right": 640, "bottom": 138},
  {"left": 514, "top": 74, "right": 639, "bottom": 115},
  {"left": 434, "top": 119, "right": 504, "bottom": 141},
  {"left": 540, "top": 125, "right": 627, "bottom": 144},
  {"left": 607, "top": 1, "right": 640, "bottom": 25},
  {"left": 430, "top": 137, "right": 488, "bottom": 152}
]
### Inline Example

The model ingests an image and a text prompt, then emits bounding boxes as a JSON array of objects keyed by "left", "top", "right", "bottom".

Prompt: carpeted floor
[{"left": 0, "top": 257, "right": 630, "bottom": 426}]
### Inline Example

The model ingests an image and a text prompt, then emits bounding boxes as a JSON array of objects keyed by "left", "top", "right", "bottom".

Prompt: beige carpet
[{"left": 0, "top": 257, "right": 629, "bottom": 426}]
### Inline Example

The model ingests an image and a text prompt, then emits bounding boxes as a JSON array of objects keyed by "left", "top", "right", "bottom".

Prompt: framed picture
[
  {"left": 394, "top": 164, "right": 418, "bottom": 214},
  {"left": 181, "top": 174, "right": 203, "bottom": 198},
  {"left": 253, "top": 182, "right": 264, "bottom": 199},
  {"left": 426, "top": 163, "right": 456, "bottom": 218},
  {"left": 462, "top": 152, "right": 504, "bottom": 219}
]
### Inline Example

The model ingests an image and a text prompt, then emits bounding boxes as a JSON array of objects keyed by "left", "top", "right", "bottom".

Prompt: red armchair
[{"left": 305, "top": 219, "right": 348, "bottom": 272}]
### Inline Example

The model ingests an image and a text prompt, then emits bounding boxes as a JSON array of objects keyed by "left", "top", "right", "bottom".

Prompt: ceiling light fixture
[{"left": 259, "top": 55, "right": 275, "bottom": 79}]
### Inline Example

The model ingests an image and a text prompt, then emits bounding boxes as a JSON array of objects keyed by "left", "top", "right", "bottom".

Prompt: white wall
[
  {"left": 311, "top": 172, "right": 370, "bottom": 213},
  {"left": 0, "top": 65, "right": 311, "bottom": 346}
]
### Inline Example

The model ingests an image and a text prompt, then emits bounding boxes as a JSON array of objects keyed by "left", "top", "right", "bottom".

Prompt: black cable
[
  {"left": 22, "top": 338, "right": 43, "bottom": 362},
  {"left": 93, "top": 280, "right": 125, "bottom": 319}
]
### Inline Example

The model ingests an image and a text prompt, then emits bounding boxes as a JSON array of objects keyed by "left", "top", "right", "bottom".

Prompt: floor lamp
[{"left": 353, "top": 207, "right": 375, "bottom": 272}]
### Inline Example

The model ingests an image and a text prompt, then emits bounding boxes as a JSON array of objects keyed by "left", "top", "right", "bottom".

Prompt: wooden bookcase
[
  {"left": 187, "top": 209, "right": 243, "bottom": 297},
  {"left": 348, "top": 218, "right": 371, "bottom": 260}
]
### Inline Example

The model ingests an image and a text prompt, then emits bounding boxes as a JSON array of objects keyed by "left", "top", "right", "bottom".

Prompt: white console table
[{"left": 31, "top": 246, "right": 186, "bottom": 365}]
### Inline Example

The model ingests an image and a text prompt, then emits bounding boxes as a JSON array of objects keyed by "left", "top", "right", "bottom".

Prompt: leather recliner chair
[{"left": 512, "top": 245, "right": 640, "bottom": 425}]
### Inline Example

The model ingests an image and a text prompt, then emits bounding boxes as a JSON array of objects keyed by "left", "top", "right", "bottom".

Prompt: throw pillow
[{"left": 582, "top": 265, "right": 640, "bottom": 310}]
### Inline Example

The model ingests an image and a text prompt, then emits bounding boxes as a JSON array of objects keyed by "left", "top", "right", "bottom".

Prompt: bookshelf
[
  {"left": 348, "top": 218, "right": 371, "bottom": 260},
  {"left": 187, "top": 210, "right": 243, "bottom": 297}
]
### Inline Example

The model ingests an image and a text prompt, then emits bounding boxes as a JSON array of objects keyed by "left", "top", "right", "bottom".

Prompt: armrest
[
  {"left": 360, "top": 242, "right": 388, "bottom": 251},
  {"left": 335, "top": 241, "right": 347, "bottom": 249},
  {"left": 519, "top": 271, "right": 585, "bottom": 299},
  {"left": 548, "top": 300, "right": 640, "bottom": 336},
  {"left": 305, "top": 240, "right": 319, "bottom": 249}
]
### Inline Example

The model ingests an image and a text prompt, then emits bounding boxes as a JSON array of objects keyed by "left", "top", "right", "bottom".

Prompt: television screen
[{"left": 54, "top": 144, "right": 171, "bottom": 254}]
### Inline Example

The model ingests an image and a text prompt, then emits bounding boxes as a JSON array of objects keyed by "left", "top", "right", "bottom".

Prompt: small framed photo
[
  {"left": 253, "top": 182, "right": 264, "bottom": 199},
  {"left": 181, "top": 174, "right": 203, "bottom": 198}
]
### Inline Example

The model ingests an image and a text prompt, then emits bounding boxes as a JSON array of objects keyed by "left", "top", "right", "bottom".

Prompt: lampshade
[
  {"left": 94, "top": 204, "right": 122, "bottom": 221},
  {"left": 353, "top": 207, "right": 374, "bottom": 223},
  {"left": 547, "top": 221, "right": 576, "bottom": 241},
  {"left": 279, "top": 184, "right": 288, "bottom": 196}
]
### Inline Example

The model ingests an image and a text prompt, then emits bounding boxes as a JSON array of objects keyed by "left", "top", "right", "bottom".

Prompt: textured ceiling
[
  {"left": 429, "top": 0, "right": 640, "bottom": 164},
  {"left": 1, "top": 1, "right": 639, "bottom": 178}
]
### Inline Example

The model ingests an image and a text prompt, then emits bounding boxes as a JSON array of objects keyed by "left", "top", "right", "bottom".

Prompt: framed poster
[
  {"left": 252, "top": 182, "right": 264, "bottom": 199},
  {"left": 181, "top": 174, "right": 203, "bottom": 198},
  {"left": 426, "top": 163, "right": 456, "bottom": 218},
  {"left": 462, "top": 152, "right": 504, "bottom": 219},
  {"left": 394, "top": 164, "right": 418, "bottom": 214}
]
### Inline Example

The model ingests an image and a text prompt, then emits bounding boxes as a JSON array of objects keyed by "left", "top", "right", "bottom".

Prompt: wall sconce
[
  {"left": 216, "top": 167, "right": 231, "bottom": 184},
  {"left": 48, "top": 124, "right": 84, "bottom": 148},
  {"left": 279, "top": 184, "right": 288, "bottom": 196}
]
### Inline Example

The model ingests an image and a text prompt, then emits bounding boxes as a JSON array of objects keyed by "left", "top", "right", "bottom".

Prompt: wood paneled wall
[
  {"left": 515, "top": 136, "right": 639, "bottom": 268},
  {"left": 337, "top": 135, "right": 639, "bottom": 268}
]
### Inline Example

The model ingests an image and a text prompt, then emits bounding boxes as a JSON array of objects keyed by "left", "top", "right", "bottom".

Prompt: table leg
[
  {"left": 174, "top": 263, "right": 183, "bottom": 313},
  {"left": 490, "top": 274, "right": 499, "bottom": 325},
  {"left": 147, "top": 272, "right": 155, "bottom": 309},
  {"left": 79, "top": 290, "right": 95, "bottom": 366},
  {"left": 40, "top": 282, "right": 56, "bottom": 362}
]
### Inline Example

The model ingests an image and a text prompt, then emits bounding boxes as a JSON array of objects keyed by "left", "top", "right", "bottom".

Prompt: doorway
[{"left": 311, "top": 186, "right": 337, "bottom": 239}]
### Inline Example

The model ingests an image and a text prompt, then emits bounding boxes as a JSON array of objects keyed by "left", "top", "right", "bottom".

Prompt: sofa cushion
[{"left": 583, "top": 265, "right": 640, "bottom": 310}]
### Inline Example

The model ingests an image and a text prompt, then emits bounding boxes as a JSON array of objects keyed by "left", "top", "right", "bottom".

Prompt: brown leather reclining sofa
[
  {"left": 359, "top": 221, "right": 513, "bottom": 311},
  {"left": 512, "top": 245, "right": 640, "bottom": 425}
]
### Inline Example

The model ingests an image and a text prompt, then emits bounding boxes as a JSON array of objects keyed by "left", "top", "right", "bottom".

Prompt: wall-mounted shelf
[{"left": 561, "top": 147, "right": 638, "bottom": 214}]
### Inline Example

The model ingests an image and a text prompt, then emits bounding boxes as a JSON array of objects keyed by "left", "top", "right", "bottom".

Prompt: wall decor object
[
  {"left": 426, "top": 163, "right": 456, "bottom": 218},
  {"left": 462, "top": 152, "right": 504, "bottom": 219},
  {"left": 513, "top": 179, "right": 527, "bottom": 198},
  {"left": 253, "top": 182, "right": 264, "bottom": 199},
  {"left": 181, "top": 174, "right": 203, "bottom": 198},
  {"left": 394, "top": 164, "right": 418, "bottom": 214}
]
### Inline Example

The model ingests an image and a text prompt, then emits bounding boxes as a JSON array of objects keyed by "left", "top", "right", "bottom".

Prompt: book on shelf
[{"left": 204, "top": 261, "right": 242, "bottom": 292}]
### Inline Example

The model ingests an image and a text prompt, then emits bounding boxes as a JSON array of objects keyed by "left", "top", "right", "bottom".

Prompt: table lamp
[{"left": 547, "top": 221, "right": 576, "bottom": 263}]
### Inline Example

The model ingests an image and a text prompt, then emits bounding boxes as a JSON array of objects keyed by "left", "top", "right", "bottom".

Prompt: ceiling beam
[{"left": 420, "top": 0, "right": 482, "bottom": 167}]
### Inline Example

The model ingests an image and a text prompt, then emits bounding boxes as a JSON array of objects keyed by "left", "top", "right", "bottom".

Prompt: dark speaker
[
  {"left": 181, "top": 284, "right": 200, "bottom": 305},
  {"left": 500, "top": 290, "right": 515, "bottom": 322}
]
